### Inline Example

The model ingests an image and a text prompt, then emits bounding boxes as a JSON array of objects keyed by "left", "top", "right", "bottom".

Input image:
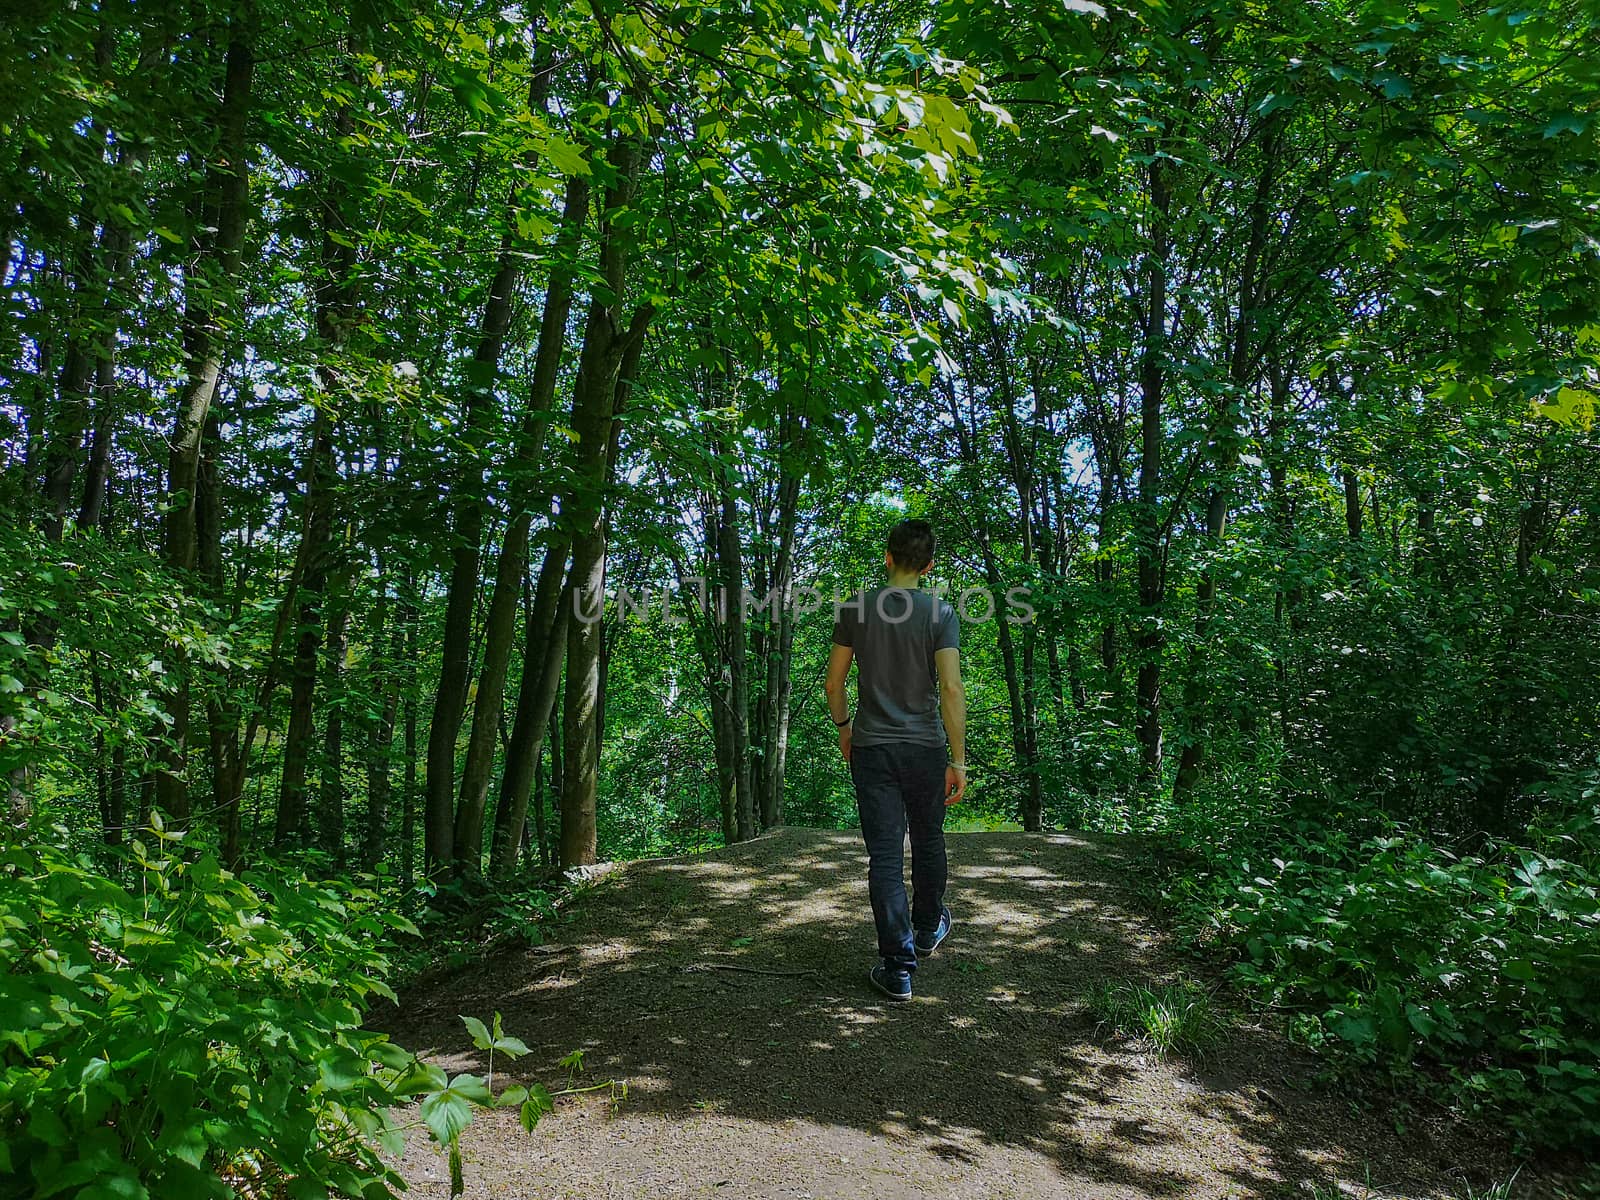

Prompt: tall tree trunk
[
  {"left": 940, "top": 368, "right": 1041, "bottom": 830},
  {"left": 424, "top": 46, "right": 564, "bottom": 875},
  {"left": 986, "top": 312, "right": 1045, "bottom": 827},
  {"left": 277, "top": 37, "right": 361, "bottom": 848},
  {"left": 1265, "top": 360, "right": 1301, "bottom": 705},
  {"left": 532, "top": 738, "right": 549, "bottom": 868},
  {"left": 976, "top": 519, "right": 1039, "bottom": 829},
  {"left": 710, "top": 677, "right": 738, "bottom": 845},
  {"left": 76, "top": 281, "right": 127, "bottom": 531},
  {"left": 423, "top": 237, "right": 519, "bottom": 874},
  {"left": 547, "top": 705, "right": 564, "bottom": 860},
  {"left": 1173, "top": 123, "right": 1279, "bottom": 802},
  {"left": 713, "top": 440, "right": 755, "bottom": 841},
  {"left": 197, "top": 406, "right": 246, "bottom": 862},
  {"left": 38, "top": 21, "right": 126, "bottom": 542},
  {"left": 455, "top": 171, "right": 588, "bottom": 877},
  {"left": 759, "top": 472, "right": 800, "bottom": 829},
  {"left": 154, "top": 27, "right": 256, "bottom": 822},
  {"left": 273, "top": 412, "right": 339, "bottom": 846},
  {"left": 559, "top": 137, "right": 651, "bottom": 868}
]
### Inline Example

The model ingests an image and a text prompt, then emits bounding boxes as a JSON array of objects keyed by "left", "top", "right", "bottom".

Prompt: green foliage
[
  {"left": 0, "top": 823, "right": 518, "bottom": 1199},
  {"left": 398, "top": 878, "right": 558, "bottom": 980},
  {"left": 0, "top": 526, "right": 215, "bottom": 793},
  {"left": 1081, "top": 977, "right": 1225, "bottom": 1058},
  {"left": 1159, "top": 786, "right": 1600, "bottom": 1150}
]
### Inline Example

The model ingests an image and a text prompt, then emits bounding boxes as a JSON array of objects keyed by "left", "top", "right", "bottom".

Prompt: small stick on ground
[{"left": 681, "top": 962, "right": 816, "bottom": 978}]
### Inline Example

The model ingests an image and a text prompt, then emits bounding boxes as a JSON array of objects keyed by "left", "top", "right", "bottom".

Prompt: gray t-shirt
[{"left": 831, "top": 586, "right": 960, "bottom": 747}]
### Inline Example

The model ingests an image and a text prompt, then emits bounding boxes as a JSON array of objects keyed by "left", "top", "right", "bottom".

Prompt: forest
[{"left": 2, "top": 0, "right": 1598, "bottom": 1195}]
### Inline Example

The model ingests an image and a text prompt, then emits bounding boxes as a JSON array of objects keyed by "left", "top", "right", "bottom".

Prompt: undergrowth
[
  {"left": 1151, "top": 772, "right": 1600, "bottom": 1154},
  {"left": 0, "top": 821, "right": 577, "bottom": 1198}
]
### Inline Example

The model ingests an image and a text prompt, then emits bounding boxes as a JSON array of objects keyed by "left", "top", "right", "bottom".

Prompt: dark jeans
[{"left": 850, "top": 740, "right": 948, "bottom": 974}]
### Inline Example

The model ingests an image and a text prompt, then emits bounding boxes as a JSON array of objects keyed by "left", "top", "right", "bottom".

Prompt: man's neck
[{"left": 885, "top": 569, "right": 922, "bottom": 589}]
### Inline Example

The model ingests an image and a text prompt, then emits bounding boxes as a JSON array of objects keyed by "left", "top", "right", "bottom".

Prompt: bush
[
  {"left": 1161, "top": 798, "right": 1600, "bottom": 1150},
  {"left": 0, "top": 821, "right": 512, "bottom": 1199}
]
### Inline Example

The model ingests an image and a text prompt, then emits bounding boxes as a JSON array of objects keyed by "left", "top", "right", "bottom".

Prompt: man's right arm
[
  {"left": 935, "top": 646, "right": 966, "bottom": 804},
  {"left": 824, "top": 643, "right": 854, "bottom": 762}
]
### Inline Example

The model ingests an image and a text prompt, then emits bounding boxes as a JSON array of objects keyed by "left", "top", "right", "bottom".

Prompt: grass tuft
[{"left": 1082, "top": 977, "right": 1224, "bottom": 1057}]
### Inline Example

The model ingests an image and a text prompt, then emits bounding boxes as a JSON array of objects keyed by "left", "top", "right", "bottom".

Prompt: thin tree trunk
[
  {"left": 275, "top": 40, "right": 359, "bottom": 847},
  {"left": 532, "top": 738, "right": 548, "bottom": 869},
  {"left": 424, "top": 235, "right": 521, "bottom": 873},
  {"left": 76, "top": 296, "right": 122, "bottom": 531},
  {"left": 198, "top": 406, "right": 245, "bottom": 862},
  {"left": 759, "top": 473, "right": 799, "bottom": 829},
  {"left": 400, "top": 588, "right": 420, "bottom": 890},
  {"left": 490, "top": 541, "right": 571, "bottom": 878},
  {"left": 107, "top": 742, "right": 126, "bottom": 847},
  {"left": 362, "top": 577, "right": 402, "bottom": 870},
  {"left": 39, "top": 21, "right": 124, "bottom": 542},
  {"left": 713, "top": 440, "right": 755, "bottom": 841},
  {"left": 1134, "top": 155, "right": 1172, "bottom": 800},
  {"left": 985, "top": 313, "right": 1045, "bottom": 827},
  {"left": 451, "top": 515, "right": 529, "bottom": 875},
  {"left": 317, "top": 583, "right": 351, "bottom": 862},
  {"left": 274, "top": 414, "right": 338, "bottom": 847},
  {"left": 547, "top": 705, "right": 563, "bottom": 861}
]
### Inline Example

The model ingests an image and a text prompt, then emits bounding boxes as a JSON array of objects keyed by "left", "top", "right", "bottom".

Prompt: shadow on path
[{"left": 385, "top": 829, "right": 1510, "bottom": 1200}]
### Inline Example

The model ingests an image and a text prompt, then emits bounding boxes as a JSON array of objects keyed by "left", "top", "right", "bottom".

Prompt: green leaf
[
  {"left": 1405, "top": 1004, "right": 1439, "bottom": 1039},
  {"left": 1374, "top": 72, "right": 1412, "bottom": 99},
  {"left": 519, "top": 1083, "right": 556, "bottom": 1131},
  {"left": 368, "top": 1038, "right": 413, "bottom": 1071},
  {"left": 493, "top": 1033, "right": 531, "bottom": 1058},
  {"left": 393, "top": 1061, "right": 448, "bottom": 1097},
  {"left": 1329, "top": 1012, "right": 1377, "bottom": 1045},
  {"left": 1531, "top": 386, "right": 1596, "bottom": 430},
  {"left": 542, "top": 135, "right": 590, "bottom": 177},
  {"left": 419, "top": 1086, "right": 472, "bottom": 1144},
  {"left": 1542, "top": 114, "right": 1590, "bottom": 138}
]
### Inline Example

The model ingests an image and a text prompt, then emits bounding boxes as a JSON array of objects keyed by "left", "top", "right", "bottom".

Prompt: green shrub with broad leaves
[
  {"left": 1160, "top": 790, "right": 1600, "bottom": 1150},
  {"left": 0, "top": 820, "right": 556, "bottom": 1199}
]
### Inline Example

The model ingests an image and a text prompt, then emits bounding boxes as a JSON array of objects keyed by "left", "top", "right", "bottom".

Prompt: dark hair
[{"left": 887, "top": 518, "right": 936, "bottom": 572}]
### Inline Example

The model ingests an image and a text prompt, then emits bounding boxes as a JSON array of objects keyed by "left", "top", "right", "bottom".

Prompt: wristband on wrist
[
  {"left": 949, "top": 761, "right": 968, "bottom": 770},
  {"left": 834, "top": 714, "right": 852, "bottom": 727}
]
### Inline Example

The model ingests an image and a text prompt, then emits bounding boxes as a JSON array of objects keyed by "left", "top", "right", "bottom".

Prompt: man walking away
[{"left": 824, "top": 518, "right": 967, "bottom": 1002}]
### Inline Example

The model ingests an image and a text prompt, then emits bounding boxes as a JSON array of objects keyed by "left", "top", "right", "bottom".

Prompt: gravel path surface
[{"left": 384, "top": 828, "right": 1518, "bottom": 1200}]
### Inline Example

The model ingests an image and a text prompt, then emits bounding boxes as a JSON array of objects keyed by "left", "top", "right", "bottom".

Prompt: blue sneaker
[
  {"left": 869, "top": 963, "right": 912, "bottom": 1002},
  {"left": 915, "top": 906, "right": 952, "bottom": 959}
]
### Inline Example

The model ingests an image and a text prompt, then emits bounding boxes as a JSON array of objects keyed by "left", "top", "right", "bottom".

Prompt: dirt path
[{"left": 385, "top": 828, "right": 1514, "bottom": 1200}]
